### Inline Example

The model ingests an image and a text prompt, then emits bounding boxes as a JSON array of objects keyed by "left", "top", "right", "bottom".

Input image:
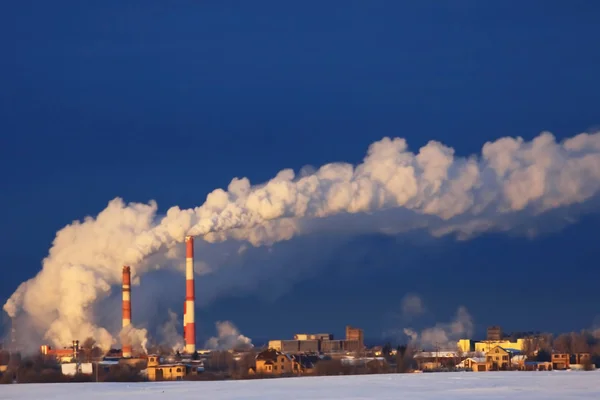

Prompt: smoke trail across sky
[{"left": 4, "top": 130, "right": 600, "bottom": 350}]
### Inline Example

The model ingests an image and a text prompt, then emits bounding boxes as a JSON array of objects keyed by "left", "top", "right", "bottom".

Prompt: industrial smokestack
[
  {"left": 184, "top": 236, "right": 196, "bottom": 353},
  {"left": 122, "top": 265, "right": 132, "bottom": 358}
]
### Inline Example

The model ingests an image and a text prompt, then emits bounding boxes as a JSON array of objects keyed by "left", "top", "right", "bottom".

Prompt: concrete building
[
  {"left": 552, "top": 352, "right": 592, "bottom": 370},
  {"left": 552, "top": 353, "right": 570, "bottom": 370},
  {"left": 457, "top": 338, "right": 530, "bottom": 353},
  {"left": 320, "top": 339, "right": 363, "bottom": 353},
  {"left": 40, "top": 345, "right": 75, "bottom": 363},
  {"left": 487, "top": 326, "right": 502, "bottom": 341},
  {"left": 268, "top": 340, "right": 321, "bottom": 353},
  {"left": 269, "top": 326, "right": 365, "bottom": 355},
  {"left": 294, "top": 333, "right": 333, "bottom": 341},
  {"left": 457, "top": 339, "right": 475, "bottom": 353},
  {"left": 346, "top": 326, "right": 364, "bottom": 349}
]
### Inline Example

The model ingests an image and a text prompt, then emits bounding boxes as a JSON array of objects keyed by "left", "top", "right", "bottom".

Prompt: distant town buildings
[{"left": 2, "top": 322, "right": 598, "bottom": 384}]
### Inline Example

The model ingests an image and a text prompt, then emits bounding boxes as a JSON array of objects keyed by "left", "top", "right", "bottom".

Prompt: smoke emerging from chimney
[
  {"left": 204, "top": 321, "right": 253, "bottom": 351},
  {"left": 159, "top": 309, "right": 185, "bottom": 352},
  {"left": 4, "top": 130, "right": 600, "bottom": 349}
]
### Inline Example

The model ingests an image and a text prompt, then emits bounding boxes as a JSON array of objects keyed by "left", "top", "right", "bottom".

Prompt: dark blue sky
[{"left": 1, "top": 1, "right": 600, "bottom": 343}]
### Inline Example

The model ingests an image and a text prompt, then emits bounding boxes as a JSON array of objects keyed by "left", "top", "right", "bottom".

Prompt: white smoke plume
[
  {"left": 403, "top": 328, "right": 419, "bottom": 343},
  {"left": 406, "top": 306, "right": 474, "bottom": 351},
  {"left": 4, "top": 130, "right": 600, "bottom": 350},
  {"left": 157, "top": 310, "right": 184, "bottom": 352},
  {"left": 204, "top": 321, "right": 253, "bottom": 351},
  {"left": 120, "top": 325, "right": 148, "bottom": 354},
  {"left": 401, "top": 293, "right": 425, "bottom": 318}
]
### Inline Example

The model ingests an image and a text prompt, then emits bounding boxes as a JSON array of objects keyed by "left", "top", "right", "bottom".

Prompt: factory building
[
  {"left": 321, "top": 339, "right": 363, "bottom": 353},
  {"left": 268, "top": 326, "right": 365, "bottom": 354},
  {"left": 345, "top": 326, "right": 364, "bottom": 346},
  {"left": 40, "top": 345, "right": 76, "bottom": 363},
  {"left": 294, "top": 333, "right": 333, "bottom": 341}
]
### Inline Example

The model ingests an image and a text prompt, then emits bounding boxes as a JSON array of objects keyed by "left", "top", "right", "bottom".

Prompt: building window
[
  {"left": 502, "top": 356, "right": 508, "bottom": 361},
  {"left": 176, "top": 368, "right": 182, "bottom": 373}
]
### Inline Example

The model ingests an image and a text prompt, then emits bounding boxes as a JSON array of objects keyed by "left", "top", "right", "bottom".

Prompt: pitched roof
[
  {"left": 256, "top": 349, "right": 292, "bottom": 362},
  {"left": 467, "top": 357, "right": 486, "bottom": 363}
]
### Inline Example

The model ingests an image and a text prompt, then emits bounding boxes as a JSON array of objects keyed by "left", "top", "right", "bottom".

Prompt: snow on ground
[{"left": 1, "top": 371, "right": 600, "bottom": 400}]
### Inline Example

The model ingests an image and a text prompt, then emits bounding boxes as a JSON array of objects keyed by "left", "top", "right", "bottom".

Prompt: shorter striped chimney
[
  {"left": 122, "top": 266, "right": 132, "bottom": 358},
  {"left": 184, "top": 235, "right": 196, "bottom": 353}
]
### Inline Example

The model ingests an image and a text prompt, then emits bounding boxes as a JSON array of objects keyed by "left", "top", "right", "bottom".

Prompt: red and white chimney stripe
[
  {"left": 183, "top": 301, "right": 187, "bottom": 347},
  {"left": 122, "top": 266, "right": 132, "bottom": 358},
  {"left": 184, "top": 235, "right": 196, "bottom": 353}
]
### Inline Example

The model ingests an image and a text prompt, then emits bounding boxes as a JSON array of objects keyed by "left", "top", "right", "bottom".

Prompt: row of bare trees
[{"left": 519, "top": 330, "right": 600, "bottom": 358}]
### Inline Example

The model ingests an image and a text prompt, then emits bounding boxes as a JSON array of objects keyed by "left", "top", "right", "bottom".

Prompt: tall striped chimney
[
  {"left": 122, "top": 265, "right": 132, "bottom": 358},
  {"left": 184, "top": 236, "right": 196, "bottom": 353}
]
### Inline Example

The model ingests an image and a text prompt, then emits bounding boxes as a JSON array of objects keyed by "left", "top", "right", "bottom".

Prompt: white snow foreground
[{"left": 2, "top": 372, "right": 600, "bottom": 400}]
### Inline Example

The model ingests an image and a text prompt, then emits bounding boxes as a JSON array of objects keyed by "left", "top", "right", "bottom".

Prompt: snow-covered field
[{"left": 1, "top": 371, "right": 600, "bottom": 400}]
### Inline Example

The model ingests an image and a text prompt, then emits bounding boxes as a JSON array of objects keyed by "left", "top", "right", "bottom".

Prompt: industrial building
[
  {"left": 268, "top": 325, "right": 364, "bottom": 354},
  {"left": 457, "top": 338, "right": 531, "bottom": 353},
  {"left": 457, "top": 327, "right": 534, "bottom": 353},
  {"left": 40, "top": 345, "right": 77, "bottom": 363}
]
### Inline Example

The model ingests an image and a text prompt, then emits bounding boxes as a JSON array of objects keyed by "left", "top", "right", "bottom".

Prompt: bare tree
[
  {"left": 553, "top": 334, "right": 572, "bottom": 354},
  {"left": 521, "top": 338, "right": 535, "bottom": 358},
  {"left": 538, "top": 333, "right": 554, "bottom": 353},
  {"left": 571, "top": 332, "right": 591, "bottom": 354},
  {"left": 235, "top": 350, "right": 257, "bottom": 377}
]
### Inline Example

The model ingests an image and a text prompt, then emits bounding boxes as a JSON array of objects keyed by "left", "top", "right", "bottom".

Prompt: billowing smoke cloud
[
  {"left": 120, "top": 325, "right": 148, "bottom": 354},
  {"left": 405, "top": 306, "right": 474, "bottom": 351},
  {"left": 204, "top": 321, "right": 253, "bottom": 351},
  {"left": 4, "top": 130, "right": 600, "bottom": 350}
]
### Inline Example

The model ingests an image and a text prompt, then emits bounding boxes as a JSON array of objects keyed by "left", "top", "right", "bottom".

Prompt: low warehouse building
[{"left": 145, "top": 355, "right": 201, "bottom": 381}]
